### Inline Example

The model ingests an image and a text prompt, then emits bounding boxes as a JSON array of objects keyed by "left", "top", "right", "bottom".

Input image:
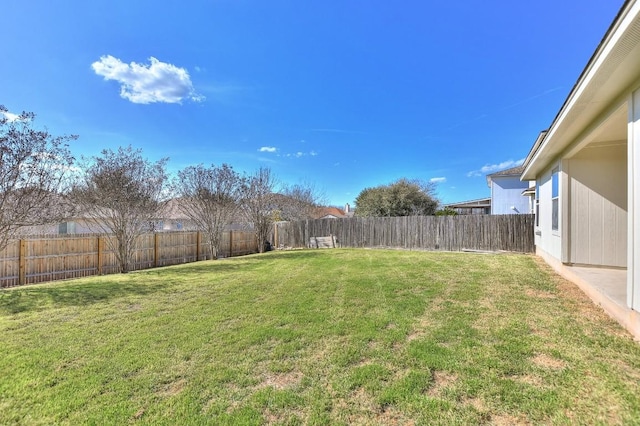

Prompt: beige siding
[
  {"left": 629, "top": 87, "right": 640, "bottom": 311},
  {"left": 569, "top": 143, "right": 627, "bottom": 267}
]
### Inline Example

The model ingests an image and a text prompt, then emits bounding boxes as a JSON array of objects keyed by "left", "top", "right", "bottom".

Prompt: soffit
[{"left": 522, "top": 1, "right": 640, "bottom": 179}]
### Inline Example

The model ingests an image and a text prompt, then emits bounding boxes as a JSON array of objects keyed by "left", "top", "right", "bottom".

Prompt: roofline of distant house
[
  {"left": 485, "top": 165, "right": 526, "bottom": 187},
  {"left": 443, "top": 197, "right": 491, "bottom": 209}
]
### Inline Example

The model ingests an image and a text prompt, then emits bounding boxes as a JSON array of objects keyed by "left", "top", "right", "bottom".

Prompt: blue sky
[{"left": 1, "top": 1, "right": 624, "bottom": 207}]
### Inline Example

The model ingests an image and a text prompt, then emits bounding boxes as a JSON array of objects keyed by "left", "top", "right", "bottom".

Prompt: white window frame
[{"left": 551, "top": 168, "right": 559, "bottom": 232}]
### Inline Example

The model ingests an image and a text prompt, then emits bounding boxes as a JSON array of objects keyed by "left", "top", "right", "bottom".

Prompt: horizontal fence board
[
  {"left": 0, "top": 230, "right": 258, "bottom": 288},
  {"left": 273, "top": 215, "right": 535, "bottom": 254}
]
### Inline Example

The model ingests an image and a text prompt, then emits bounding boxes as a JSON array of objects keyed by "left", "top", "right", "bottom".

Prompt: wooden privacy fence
[
  {"left": 273, "top": 214, "right": 535, "bottom": 253},
  {"left": 0, "top": 230, "right": 258, "bottom": 288}
]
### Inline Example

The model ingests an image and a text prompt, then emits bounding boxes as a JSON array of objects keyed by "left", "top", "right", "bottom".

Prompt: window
[
  {"left": 551, "top": 168, "right": 559, "bottom": 231},
  {"left": 58, "top": 221, "right": 76, "bottom": 234}
]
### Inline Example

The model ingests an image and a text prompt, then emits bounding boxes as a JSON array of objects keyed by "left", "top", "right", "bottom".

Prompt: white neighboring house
[
  {"left": 444, "top": 166, "right": 532, "bottom": 216},
  {"left": 486, "top": 165, "right": 531, "bottom": 214},
  {"left": 521, "top": 0, "right": 640, "bottom": 338}
]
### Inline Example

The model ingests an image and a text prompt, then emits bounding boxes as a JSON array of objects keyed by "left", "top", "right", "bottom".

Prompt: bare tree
[
  {"left": 72, "top": 146, "right": 168, "bottom": 273},
  {"left": 278, "top": 182, "right": 325, "bottom": 221},
  {"left": 241, "top": 167, "right": 278, "bottom": 253},
  {"left": 0, "top": 105, "right": 77, "bottom": 252},
  {"left": 172, "top": 163, "right": 244, "bottom": 259}
]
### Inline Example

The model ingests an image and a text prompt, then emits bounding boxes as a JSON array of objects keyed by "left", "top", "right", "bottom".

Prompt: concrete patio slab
[{"left": 536, "top": 250, "right": 639, "bottom": 341}]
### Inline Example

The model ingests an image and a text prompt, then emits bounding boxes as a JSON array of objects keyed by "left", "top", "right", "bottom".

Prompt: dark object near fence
[
  {"left": 273, "top": 214, "right": 535, "bottom": 253},
  {"left": 263, "top": 241, "right": 272, "bottom": 252}
]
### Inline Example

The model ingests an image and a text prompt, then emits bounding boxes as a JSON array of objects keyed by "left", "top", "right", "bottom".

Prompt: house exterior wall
[
  {"left": 490, "top": 176, "right": 530, "bottom": 214},
  {"left": 535, "top": 163, "right": 563, "bottom": 261},
  {"left": 569, "top": 144, "right": 627, "bottom": 267},
  {"left": 630, "top": 87, "right": 640, "bottom": 311}
]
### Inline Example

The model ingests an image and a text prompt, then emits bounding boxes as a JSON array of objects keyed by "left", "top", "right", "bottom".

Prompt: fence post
[
  {"left": 305, "top": 220, "right": 309, "bottom": 248},
  {"left": 154, "top": 233, "right": 160, "bottom": 267},
  {"left": 229, "top": 230, "right": 233, "bottom": 258},
  {"left": 196, "top": 231, "right": 201, "bottom": 261},
  {"left": 97, "top": 237, "right": 104, "bottom": 275},
  {"left": 274, "top": 223, "right": 279, "bottom": 249},
  {"left": 18, "top": 239, "right": 26, "bottom": 286}
]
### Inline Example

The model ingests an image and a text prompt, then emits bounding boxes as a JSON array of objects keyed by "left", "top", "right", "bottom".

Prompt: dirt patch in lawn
[
  {"left": 427, "top": 370, "right": 457, "bottom": 397},
  {"left": 263, "top": 408, "right": 305, "bottom": 425},
  {"left": 489, "top": 413, "right": 531, "bottom": 425},
  {"left": 532, "top": 353, "right": 566, "bottom": 370},
  {"left": 257, "top": 371, "right": 303, "bottom": 390},
  {"left": 156, "top": 378, "right": 187, "bottom": 397},
  {"left": 407, "top": 299, "right": 444, "bottom": 341},
  {"left": 376, "top": 405, "right": 416, "bottom": 426}
]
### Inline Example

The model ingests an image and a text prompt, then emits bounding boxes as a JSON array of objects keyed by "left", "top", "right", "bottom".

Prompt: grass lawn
[{"left": 1, "top": 249, "right": 640, "bottom": 425}]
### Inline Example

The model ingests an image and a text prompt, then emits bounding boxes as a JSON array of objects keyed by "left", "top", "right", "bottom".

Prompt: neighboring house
[
  {"left": 521, "top": 0, "right": 640, "bottom": 338},
  {"left": 26, "top": 199, "right": 199, "bottom": 235},
  {"left": 313, "top": 204, "right": 356, "bottom": 220},
  {"left": 314, "top": 206, "right": 348, "bottom": 220},
  {"left": 444, "top": 167, "right": 531, "bottom": 216},
  {"left": 486, "top": 165, "right": 531, "bottom": 214},
  {"left": 443, "top": 197, "right": 491, "bottom": 215},
  {"left": 156, "top": 198, "right": 199, "bottom": 232}
]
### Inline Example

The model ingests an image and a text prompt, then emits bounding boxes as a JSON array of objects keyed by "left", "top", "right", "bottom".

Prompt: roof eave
[{"left": 522, "top": 0, "right": 640, "bottom": 180}]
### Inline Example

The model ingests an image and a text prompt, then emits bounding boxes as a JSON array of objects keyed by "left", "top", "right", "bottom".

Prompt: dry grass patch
[
  {"left": 489, "top": 412, "right": 532, "bottom": 426},
  {"left": 375, "top": 406, "right": 416, "bottom": 426},
  {"left": 532, "top": 353, "right": 566, "bottom": 370},
  {"left": 263, "top": 407, "right": 306, "bottom": 425},
  {"left": 524, "top": 288, "right": 556, "bottom": 299},
  {"left": 427, "top": 370, "right": 458, "bottom": 397},
  {"left": 406, "top": 327, "right": 426, "bottom": 342},
  {"left": 516, "top": 374, "right": 545, "bottom": 388},
  {"left": 155, "top": 378, "right": 187, "bottom": 398},
  {"left": 257, "top": 371, "right": 303, "bottom": 390}
]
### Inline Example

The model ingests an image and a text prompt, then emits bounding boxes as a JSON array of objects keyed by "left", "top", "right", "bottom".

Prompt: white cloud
[
  {"left": 2, "top": 111, "right": 21, "bottom": 122},
  {"left": 273, "top": 149, "right": 319, "bottom": 159},
  {"left": 466, "top": 158, "right": 524, "bottom": 177},
  {"left": 91, "top": 55, "right": 203, "bottom": 104},
  {"left": 430, "top": 177, "right": 447, "bottom": 183}
]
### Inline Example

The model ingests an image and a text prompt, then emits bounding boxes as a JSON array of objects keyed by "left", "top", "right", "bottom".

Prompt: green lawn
[{"left": 1, "top": 249, "right": 639, "bottom": 425}]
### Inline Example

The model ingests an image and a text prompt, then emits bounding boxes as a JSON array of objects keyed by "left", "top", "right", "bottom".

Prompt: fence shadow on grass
[
  {"left": 257, "top": 250, "right": 324, "bottom": 261},
  {"left": 0, "top": 279, "right": 170, "bottom": 315},
  {"left": 0, "top": 250, "right": 329, "bottom": 314}
]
